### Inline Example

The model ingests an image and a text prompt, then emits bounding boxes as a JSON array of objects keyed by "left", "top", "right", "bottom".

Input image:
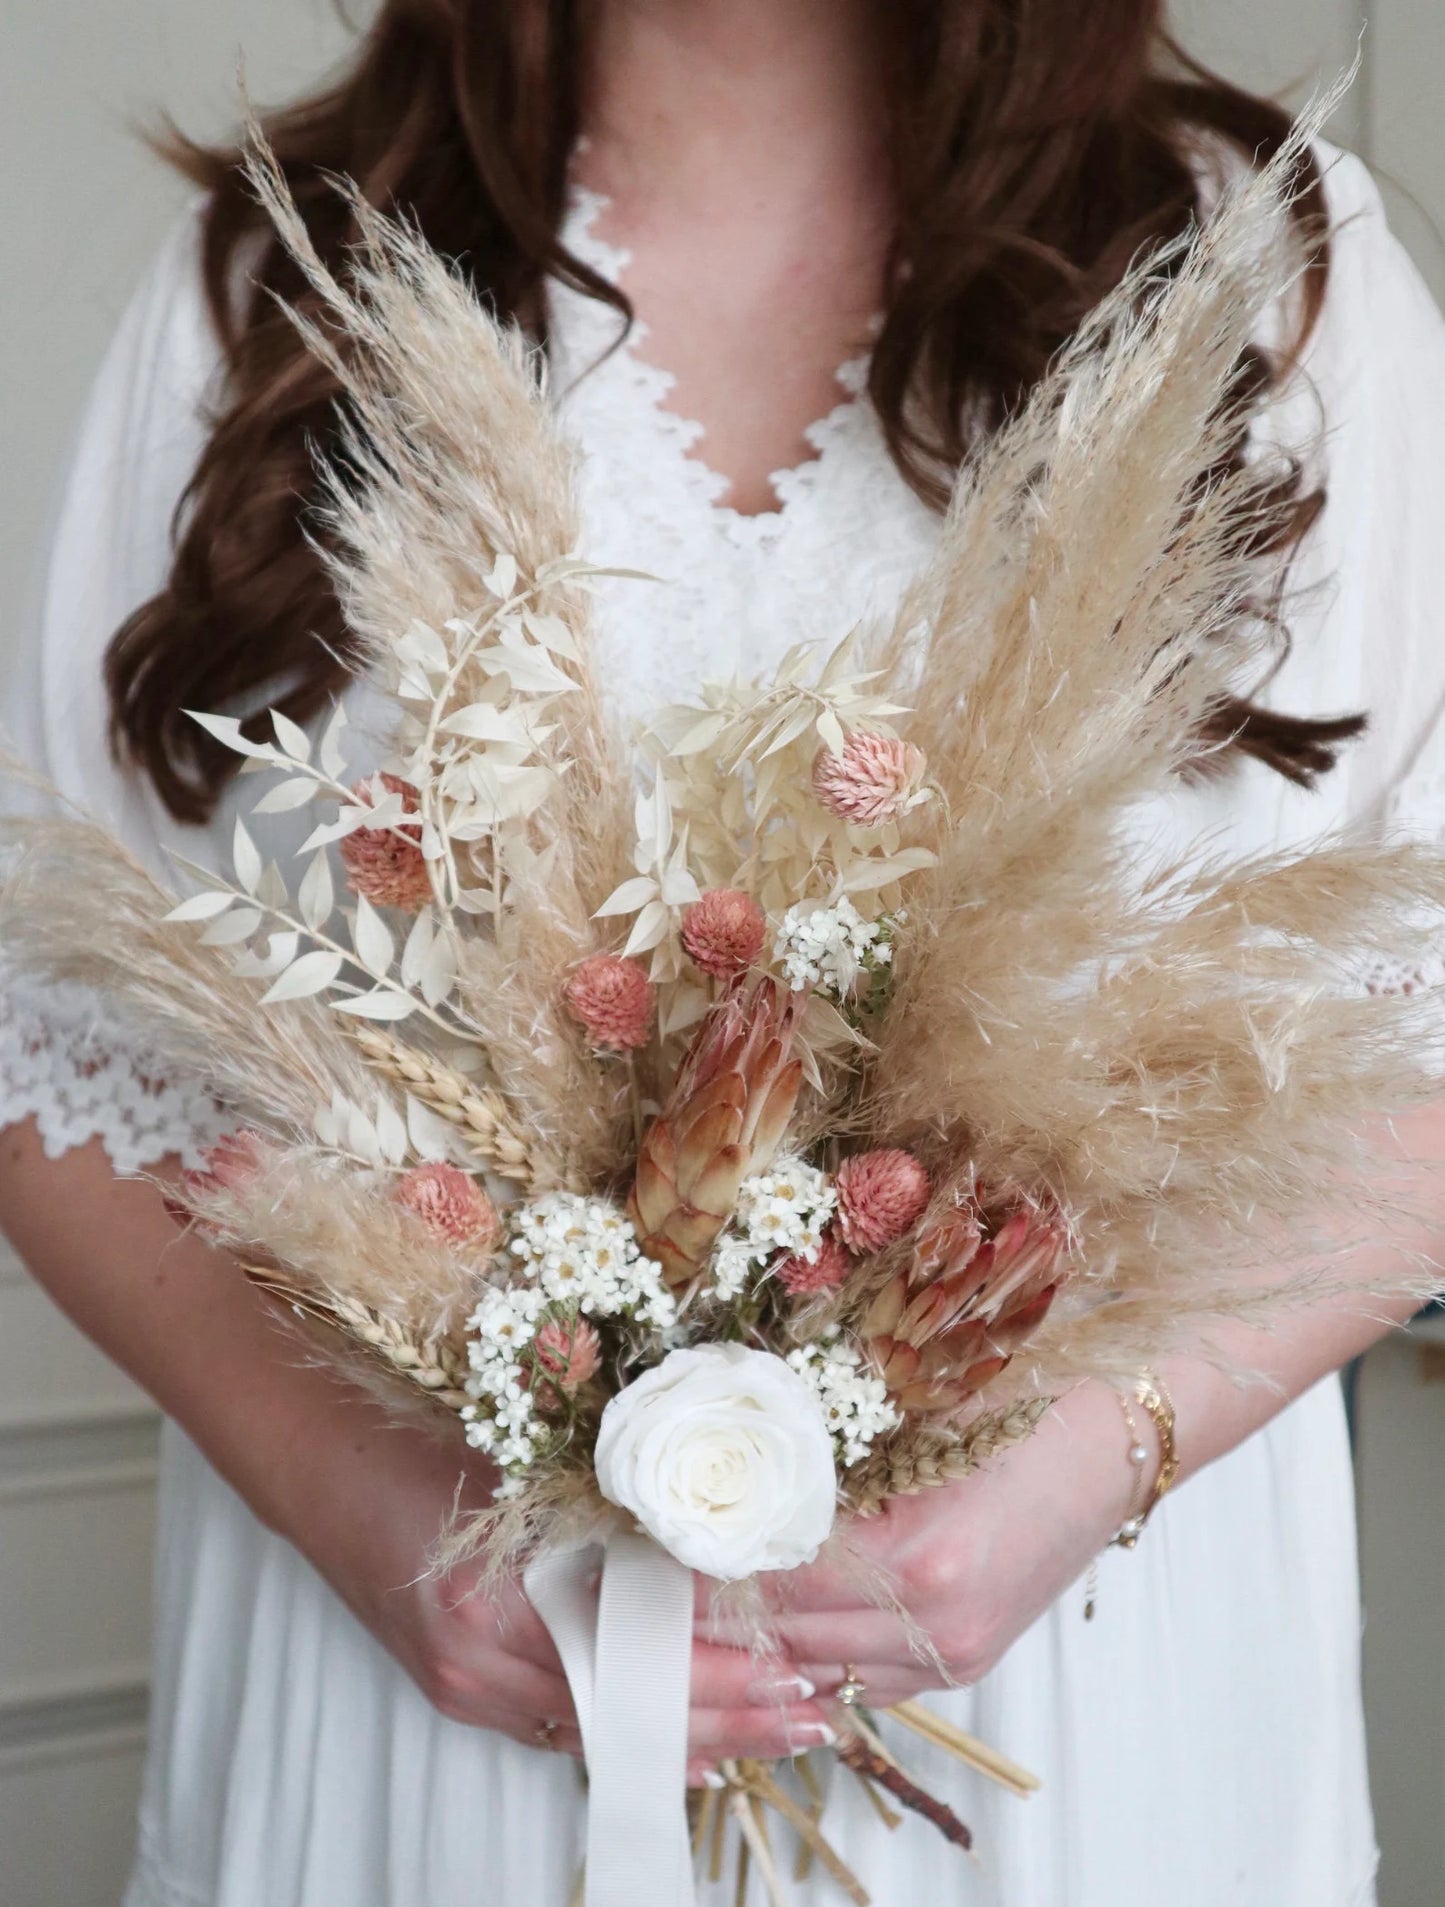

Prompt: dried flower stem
[
  {"left": 845, "top": 1399, "right": 1054, "bottom": 1514},
  {"left": 836, "top": 1734, "right": 974, "bottom": 1852},
  {"left": 719, "top": 1768, "right": 788, "bottom": 1907},
  {"left": 344, "top": 1024, "right": 546, "bottom": 1186},
  {"left": 888, "top": 1701, "right": 1040, "bottom": 1798},
  {"left": 738, "top": 1762, "right": 872, "bottom": 1907},
  {"left": 244, "top": 1265, "right": 471, "bottom": 1412}
]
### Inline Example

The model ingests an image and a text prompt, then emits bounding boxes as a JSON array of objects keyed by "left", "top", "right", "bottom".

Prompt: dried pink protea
[
  {"left": 812, "top": 731, "right": 927, "bottom": 828},
  {"left": 339, "top": 773, "right": 433, "bottom": 913},
  {"left": 564, "top": 953, "right": 656, "bottom": 1052},
  {"left": 532, "top": 1316, "right": 603, "bottom": 1403},
  {"left": 394, "top": 1163, "right": 500, "bottom": 1251},
  {"left": 776, "top": 1231, "right": 852, "bottom": 1296},
  {"left": 836, "top": 1148, "right": 932, "bottom": 1254},
  {"left": 681, "top": 888, "right": 767, "bottom": 979}
]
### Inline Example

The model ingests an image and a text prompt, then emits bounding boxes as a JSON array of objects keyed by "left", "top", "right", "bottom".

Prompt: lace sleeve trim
[
  {"left": 1361, "top": 767, "right": 1445, "bottom": 999},
  {"left": 0, "top": 979, "right": 232, "bottom": 1175}
]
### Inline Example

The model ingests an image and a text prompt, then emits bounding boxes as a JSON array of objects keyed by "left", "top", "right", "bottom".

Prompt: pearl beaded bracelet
[{"left": 1110, "top": 1371, "right": 1179, "bottom": 1551}]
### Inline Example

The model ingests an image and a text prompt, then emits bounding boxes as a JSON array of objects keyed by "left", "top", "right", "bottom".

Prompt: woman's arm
[
  {"left": 0, "top": 1121, "right": 828, "bottom": 1772},
  {"left": 698, "top": 1103, "right": 1445, "bottom": 1702}
]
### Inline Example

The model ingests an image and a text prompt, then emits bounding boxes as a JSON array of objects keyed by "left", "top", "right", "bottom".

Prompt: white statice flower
[
  {"left": 461, "top": 1284, "right": 556, "bottom": 1490},
  {"left": 709, "top": 1235, "right": 755, "bottom": 1301},
  {"left": 788, "top": 1329, "right": 900, "bottom": 1468},
  {"left": 708, "top": 1156, "right": 837, "bottom": 1299},
  {"left": 458, "top": 1406, "right": 497, "bottom": 1453},
  {"left": 508, "top": 1193, "right": 677, "bottom": 1331},
  {"left": 733, "top": 1157, "right": 836, "bottom": 1263},
  {"left": 773, "top": 899, "right": 898, "bottom": 1000},
  {"left": 467, "top": 1285, "right": 547, "bottom": 1362}
]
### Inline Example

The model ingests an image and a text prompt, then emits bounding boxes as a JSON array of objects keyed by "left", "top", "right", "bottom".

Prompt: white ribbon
[{"left": 525, "top": 1526, "right": 697, "bottom": 1907}]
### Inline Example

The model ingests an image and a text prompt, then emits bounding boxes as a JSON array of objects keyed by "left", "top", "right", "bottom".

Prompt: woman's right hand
[
  {"left": 0, "top": 1127, "right": 834, "bottom": 1779},
  {"left": 294, "top": 1408, "right": 837, "bottom": 1780}
]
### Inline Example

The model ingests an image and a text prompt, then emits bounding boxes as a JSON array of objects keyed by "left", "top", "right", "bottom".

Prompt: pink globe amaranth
[
  {"left": 681, "top": 888, "right": 767, "bottom": 980},
  {"left": 811, "top": 731, "right": 927, "bottom": 828},
  {"left": 394, "top": 1163, "right": 500, "bottom": 1250},
  {"left": 776, "top": 1230, "right": 852, "bottom": 1296},
  {"left": 532, "top": 1316, "right": 603, "bottom": 1401},
  {"left": 339, "top": 774, "right": 434, "bottom": 913},
  {"left": 563, "top": 953, "right": 656, "bottom": 1052},
  {"left": 835, "top": 1148, "right": 932, "bottom": 1254}
]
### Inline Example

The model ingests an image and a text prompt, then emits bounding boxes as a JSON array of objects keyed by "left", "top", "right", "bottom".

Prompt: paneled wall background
[{"left": 1, "top": 5, "right": 1442, "bottom": 1904}]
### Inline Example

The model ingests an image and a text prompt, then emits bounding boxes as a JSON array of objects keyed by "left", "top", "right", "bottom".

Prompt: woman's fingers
[
  {"left": 687, "top": 1639, "right": 815, "bottom": 1709},
  {"left": 491, "top": 1710, "right": 586, "bottom": 1758},
  {"left": 688, "top": 1701, "right": 836, "bottom": 1760},
  {"left": 699, "top": 1608, "right": 920, "bottom": 1668},
  {"left": 482, "top": 1652, "right": 579, "bottom": 1724}
]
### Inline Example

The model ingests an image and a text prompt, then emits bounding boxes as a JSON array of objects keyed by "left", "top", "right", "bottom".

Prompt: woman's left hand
[{"left": 696, "top": 1380, "right": 1146, "bottom": 1707}]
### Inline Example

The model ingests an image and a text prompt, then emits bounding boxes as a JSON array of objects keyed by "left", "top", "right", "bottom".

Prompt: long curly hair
[{"left": 106, "top": 0, "right": 1362, "bottom": 824}]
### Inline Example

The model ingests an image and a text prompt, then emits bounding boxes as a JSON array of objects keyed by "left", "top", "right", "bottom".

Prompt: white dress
[{"left": 6, "top": 147, "right": 1445, "bottom": 1907}]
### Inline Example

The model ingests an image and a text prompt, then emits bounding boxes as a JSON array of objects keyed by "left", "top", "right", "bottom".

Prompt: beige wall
[
  {"left": 0, "top": 6, "right": 1442, "bottom": 1905},
  {"left": 0, "top": 7, "right": 363, "bottom": 1898}
]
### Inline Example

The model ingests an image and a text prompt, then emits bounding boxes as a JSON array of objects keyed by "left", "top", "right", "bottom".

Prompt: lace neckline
[{"left": 552, "top": 185, "right": 874, "bottom": 549}]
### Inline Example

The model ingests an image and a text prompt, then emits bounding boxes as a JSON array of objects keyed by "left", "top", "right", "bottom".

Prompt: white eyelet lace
[
  {"left": 552, "top": 185, "right": 879, "bottom": 542},
  {"left": 0, "top": 977, "right": 230, "bottom": 1174},
  {"left": 547, "top": 185, "right": 941, "bottom": 720}
]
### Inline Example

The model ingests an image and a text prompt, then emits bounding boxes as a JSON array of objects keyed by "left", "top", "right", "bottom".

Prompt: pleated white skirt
[{"left": 122, "top": 1378, "right": 1376, "bottom": 1907}]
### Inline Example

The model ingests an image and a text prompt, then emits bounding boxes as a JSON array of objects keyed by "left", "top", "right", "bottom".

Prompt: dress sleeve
[
  {"left": 1281, "top": 148, "right": 1445, "bottom": 835},
  {"left": 0, "top": 209, "right": 234, "bottom": 1169},
  {"left": 1212, "top": 148, "right": 1445, "bottom": 999}
]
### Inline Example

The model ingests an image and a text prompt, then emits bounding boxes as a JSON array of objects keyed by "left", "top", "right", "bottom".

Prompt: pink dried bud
[
  {"left": 836, "top": 1149, "right": 932, "bottom": 1254},
  {"left": 339, "top": 773, "right": 433, "bottom": 913},
  {"left": 184, "top": 1130, "right": 265, "bottom": 1201},
  {"left": 533, "top": 1316, "right": 603, "bottom": 1398},
  {"left": 812, "top": 731, "right": 927, "bottom": 828},
  {"left": 681, "top": 888, "right": 767, "bottom": 979},
  {"left": 165, "top": 1130, "right": 267, "bottom": 1231},
  {"left": 564, "top": 953, "right": 656, "bottom": 1052},
  {"left": 394, "top": 1164, "right": 500, "bottom": 1251},
  {"left": 776, "top": 1230, "right": 853, "bottom": 1296}
]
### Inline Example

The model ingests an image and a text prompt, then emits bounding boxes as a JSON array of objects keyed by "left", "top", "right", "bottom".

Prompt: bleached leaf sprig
[
  {"left": 167, "top": 705, "right": 482, "bottom": 1037},
  {"left": 593, "top": 773, "right": 702, "bottom": 987},
  {"left": 168, "top": 542, "right": 635, "bottom": 1041},
  {"left": 641, "top": 630, "right": 938, "bottom": 928}
]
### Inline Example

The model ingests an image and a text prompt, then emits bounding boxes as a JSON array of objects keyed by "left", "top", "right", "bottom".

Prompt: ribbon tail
[{"left": 526, "top": 1528, "right": 697, "bottom": 1907}]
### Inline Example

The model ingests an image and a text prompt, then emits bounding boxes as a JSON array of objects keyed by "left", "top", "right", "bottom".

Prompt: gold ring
[
  {"left": 836, "top": 1664, "right": 868, "bottom": 1708},
  {"left": 534, "top": 1718, "right": 561, "bottom": 1749}
]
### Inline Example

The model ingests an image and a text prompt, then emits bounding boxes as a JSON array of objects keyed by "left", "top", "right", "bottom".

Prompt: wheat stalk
[
  {"left": 344, "top": 1024, "right": 553, "bottom": 1188},
  {"left": 245, "top": 1265, "right": 472, "bottom": 1412},
  {"left": 845, "top": 1398, "right": 1054, "bottom": 1514}
]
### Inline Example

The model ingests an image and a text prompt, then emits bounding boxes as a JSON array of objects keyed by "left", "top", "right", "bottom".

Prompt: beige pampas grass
[
  {"left": 0, "top": 808, "right": 374, "bottom": 1134},
  {"left": 243, "top": 132, "right": 638, "bottom": 1189}
]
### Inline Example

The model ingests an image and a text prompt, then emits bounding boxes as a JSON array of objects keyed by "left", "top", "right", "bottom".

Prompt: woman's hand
[
  {"left": 695, "top": 1381, "right": 1145, "bottom": 1705},
  {"left": 0, "top": 1130, "right": 834, "bottom": 1774},
  {"left": 292, "top": 1408, "right": 835, "bottom": 1777}
]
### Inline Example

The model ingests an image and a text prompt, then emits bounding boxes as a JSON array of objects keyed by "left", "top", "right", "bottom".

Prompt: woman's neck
[{"left": 580, "top": 0, "right": 888, "bottom": 218}]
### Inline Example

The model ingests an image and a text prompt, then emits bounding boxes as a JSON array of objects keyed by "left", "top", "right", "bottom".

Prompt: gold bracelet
[{"left": 1110, "top": 1370, "right": 1178, "bottom": 1551}]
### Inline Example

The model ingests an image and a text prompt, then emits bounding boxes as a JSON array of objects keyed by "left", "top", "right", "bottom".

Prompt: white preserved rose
[{"left": 594, "top": 1343, "right": 838, "bottom": 1579}]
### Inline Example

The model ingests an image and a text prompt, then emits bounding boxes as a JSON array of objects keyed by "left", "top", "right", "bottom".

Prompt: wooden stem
[{"left": 837, "top": 1734, "right": 974, "bottom": 1852}]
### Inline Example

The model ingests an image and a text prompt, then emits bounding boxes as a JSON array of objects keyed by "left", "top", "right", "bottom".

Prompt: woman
[{"left": 4, "top": 3, "right": 1444, "bottom": 1903}]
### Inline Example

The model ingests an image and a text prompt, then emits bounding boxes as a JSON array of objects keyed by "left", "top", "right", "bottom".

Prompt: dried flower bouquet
[{"left": 6, "top": 110, "right": 1445, "bottom": 1902}]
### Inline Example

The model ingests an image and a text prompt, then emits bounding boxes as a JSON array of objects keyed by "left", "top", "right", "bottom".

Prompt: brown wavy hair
[{"left": 106, "top": 0, "right": 1363, "bottom": 825}]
